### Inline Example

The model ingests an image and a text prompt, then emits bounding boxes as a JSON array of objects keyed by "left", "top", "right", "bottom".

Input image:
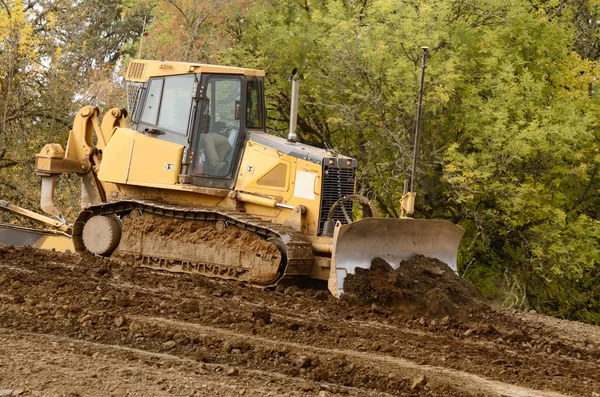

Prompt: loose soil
[
  {"left": 114, "top": 213, "right": 282, "bottom": 284},
  {"left": 1, "top": 246, "right": 599, "bottom": 396},
  {"left": 117, "top": 212, "right": 281, "bottom": 261},
  {"left": 343, "top": 255, "right": 490, "bottom": 322}
]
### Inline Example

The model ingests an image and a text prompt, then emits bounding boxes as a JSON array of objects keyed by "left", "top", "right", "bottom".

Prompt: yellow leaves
[
  {"left": 46, "top": 12, "right": 56, "bottom": 31},
  {"left": 430, "top": 88, "right": 450, "bottom": 105},
  {"left": 0, "top": 0, "right": 40, "bottom": 62},
  {"left": 326, "top": 115, "right": 343, "bottom": 125}
]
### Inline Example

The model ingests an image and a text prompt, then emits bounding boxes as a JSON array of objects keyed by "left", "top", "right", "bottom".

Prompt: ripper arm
[{"left": 34, "top": 106, "right": 127, "bottom": 220}]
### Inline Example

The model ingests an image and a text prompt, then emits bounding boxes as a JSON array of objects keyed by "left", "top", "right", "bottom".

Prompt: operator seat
[{"left": 200, "top": 132, "right": 232, "bottom": 176}]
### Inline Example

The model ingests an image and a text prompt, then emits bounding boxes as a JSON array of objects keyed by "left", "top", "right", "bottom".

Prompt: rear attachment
[
  {"left": 328, "top": 218, "right": 464, "bottom": 297},
  {"left": 0, "top": 200, "right": 74, "bottom": 252},
  {"left": 0, "top": 223, "right": 74, "bottom": 252}
]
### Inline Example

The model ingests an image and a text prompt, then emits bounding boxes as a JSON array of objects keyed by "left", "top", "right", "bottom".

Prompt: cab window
[
  {"left": 246, "top": 79, "right": 264, "bottom": 129},
  {"left": 193, "top": 76, "right": 242, "bottom": 177},
  {"left": 140, "top": 79, "right": 163, "bottom": 125},
  {"left": 157, "top": 75, "right": 195, "bottom": 135},
  {"left": 139, "top": 75, "right": 195, "bottom": 136}
]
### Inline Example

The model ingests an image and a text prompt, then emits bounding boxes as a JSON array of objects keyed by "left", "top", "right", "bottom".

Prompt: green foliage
[
  {"left": 220, "top": 0, "right": 600, "bottom": 323},
  {"left": 0, "top": 0, "right": 148, "bottom": 220},
  {"left": 440, "top": 1, "right": 600, "bottom": 322}
]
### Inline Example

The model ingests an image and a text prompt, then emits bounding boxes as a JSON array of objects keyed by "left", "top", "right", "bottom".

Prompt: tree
[
  {"left": 129, "top": 0, "right": 251, "bottom": 62},
  {"left": 0, "top": 0, "right": 150, "bottom": 220}
]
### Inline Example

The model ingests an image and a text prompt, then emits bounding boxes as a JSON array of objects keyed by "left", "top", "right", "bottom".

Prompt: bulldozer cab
[{"left": 127, "top": 61, "right": 266, "bottom": 189}]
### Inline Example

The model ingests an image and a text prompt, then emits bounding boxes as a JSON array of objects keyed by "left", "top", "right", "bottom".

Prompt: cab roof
[{"left": 126, "top": 59, "right": 265, "bottom": 82}]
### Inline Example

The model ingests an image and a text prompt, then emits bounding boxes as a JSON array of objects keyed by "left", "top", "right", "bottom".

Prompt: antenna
[
  {"left": 410, "top": 46, "right": 429, "bottom": 193},
  {"left": 400, "top": 46, "right": 429, "bottom": 217},
  {"left": 137, "top": 15, "right": 147, "bottom": 59}
]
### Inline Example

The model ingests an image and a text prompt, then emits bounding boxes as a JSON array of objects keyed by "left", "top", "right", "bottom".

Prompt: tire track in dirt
[
  {"left": 1, "top": 246, "right": 599, "bottom": 396},
  {"left": 127, "top": 315, "right": 573, "bottom": 397},
  {"left": 0, "top": 327, "right": 398, "bottom": 397}
]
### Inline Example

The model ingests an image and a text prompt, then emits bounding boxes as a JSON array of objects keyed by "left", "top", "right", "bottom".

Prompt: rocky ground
[{"left": 0, "top": 246, "right": 599, "bottom": 396}]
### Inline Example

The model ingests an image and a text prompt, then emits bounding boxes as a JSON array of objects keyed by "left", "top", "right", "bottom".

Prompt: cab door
[{"left": 187, "top": 74, "right": 243, "bottom": 189}]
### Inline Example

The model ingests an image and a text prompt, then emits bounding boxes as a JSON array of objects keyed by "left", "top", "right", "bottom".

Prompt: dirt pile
[{"left": 342, "top": 255, "right": 490, "bottom": 321}]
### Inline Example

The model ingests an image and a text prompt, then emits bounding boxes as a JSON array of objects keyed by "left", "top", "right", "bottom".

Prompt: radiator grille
[
  {"left": 127, "top": 61, "right": 146, "bottom": 80},
  {"left": 126, "top": 82, "right": 144, "bottom": 121},
  {"left": 318, "top": 167, "right": 356, "bottom": 234}
]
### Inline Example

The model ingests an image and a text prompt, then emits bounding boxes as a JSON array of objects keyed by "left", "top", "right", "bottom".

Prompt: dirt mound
[{"left": 342, "top": 255, "right": 490, "bottom": 321}]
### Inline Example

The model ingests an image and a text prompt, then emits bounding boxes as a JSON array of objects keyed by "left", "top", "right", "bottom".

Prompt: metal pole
[
  {"left": 138, "top": 15, "right": 147, "bottom": 59},
  {"left": 410, "top": 46, "right": 429, "bottom": 193}
]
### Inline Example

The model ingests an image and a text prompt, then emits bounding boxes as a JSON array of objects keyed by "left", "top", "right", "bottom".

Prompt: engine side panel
[
  {"left": 98, "top": 128, "right": 183, "bottom": 186},
  {"left": 234, "top": 139, "right": 323, "bottom": 236}
]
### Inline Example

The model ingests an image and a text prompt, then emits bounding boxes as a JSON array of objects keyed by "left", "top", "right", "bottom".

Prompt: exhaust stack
[{"left": 288, "top": 68, "right": 299, "bottom": 143}]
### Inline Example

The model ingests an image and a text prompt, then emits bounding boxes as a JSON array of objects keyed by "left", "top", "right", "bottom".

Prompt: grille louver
[
  {"left": 318, "top": 167, "right": 355, "bottom": 234},
  {"left": 127, "top": 61, "right": 146, "bottom": 80},
  {"left": 126, "top": 82, "right": 143, "bottom": 121}
]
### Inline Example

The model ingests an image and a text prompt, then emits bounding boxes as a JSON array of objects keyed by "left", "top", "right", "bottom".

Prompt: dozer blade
[
  {"left": 328, "top": 218, "right": 464, "bottom": 297},
  {"left": 0, "top": 223, "right": 74, "bottom": 253}
]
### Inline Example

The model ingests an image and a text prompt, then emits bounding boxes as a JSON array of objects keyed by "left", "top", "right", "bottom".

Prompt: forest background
[{"left": 2, "top": 0, "right": 600, "bottom": 323}]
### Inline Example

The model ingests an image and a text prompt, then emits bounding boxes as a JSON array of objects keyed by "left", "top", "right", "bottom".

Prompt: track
[
  {"left": 1, "top": 246, "right": 599, "bottom": 396},
  {"left": 73, "top": 200, "right": 314, "bottom": 284}
]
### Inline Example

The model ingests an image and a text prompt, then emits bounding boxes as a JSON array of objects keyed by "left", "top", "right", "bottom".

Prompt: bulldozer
[{"left": 0, "top": 58, "right": 464, "bottom": 297}]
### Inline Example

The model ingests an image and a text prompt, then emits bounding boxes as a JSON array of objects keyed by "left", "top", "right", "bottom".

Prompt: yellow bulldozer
[{"left": 0, "top": 58, "right": 463, "bottom": 297}]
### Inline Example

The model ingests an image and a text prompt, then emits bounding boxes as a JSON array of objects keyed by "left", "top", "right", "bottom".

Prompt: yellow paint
[
  {"left": 98, "top": 128, "right": 183, "bottom": 186},
  {"left": 33, "top": 235, "right": 75, "bottom": 253},
  {"left": 98, "top": 128, "right": 137, "bottom": 184},
  {"left": 282, "top": 161, "right": 323, "bottom": 236},
  {"left": 128, "top": 134, "right": 183, "bottom": 185},
  {"left": 127, "top": 59, "right": 265, "bottom": 83},
  {"left": 234, "top": 140, "right": 323, "bottom": 236},
  {"left": 113, "top": 184, "right": 232, "bottom": 209},
  {"left": 236, "top": 143, "right": 291, "bottom": 191}
]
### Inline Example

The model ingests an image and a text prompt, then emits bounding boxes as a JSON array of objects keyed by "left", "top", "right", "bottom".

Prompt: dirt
[
  {"left": 114, "top": 213, "right": 282, "bottom": 284},
  {"left": 1, "top": 246, "right": 599, "bottom": 396},
  {"left": 119, "top": 212, "right": 281, "bottom": 256},
  {"left": 342, "top": 255, "right": 490, "bottom": 322}
]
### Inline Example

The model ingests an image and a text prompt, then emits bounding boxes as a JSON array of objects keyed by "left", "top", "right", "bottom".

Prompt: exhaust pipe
[{"left": 287, "top": 68, "right": 299, "bottom": 143}]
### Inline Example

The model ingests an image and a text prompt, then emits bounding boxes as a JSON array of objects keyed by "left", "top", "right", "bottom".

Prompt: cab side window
[
  {"left": 139, "top": 75, "right": 195, "bottom": 136},
  {"left": 157, "top": 75, "right": 194, "bottom": 135},
  {"left": 140, "top": 79, "right": 163, "bottom": 125},
  {"left": 246, "top": 79, "right": 264, "bottom": 129}
]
